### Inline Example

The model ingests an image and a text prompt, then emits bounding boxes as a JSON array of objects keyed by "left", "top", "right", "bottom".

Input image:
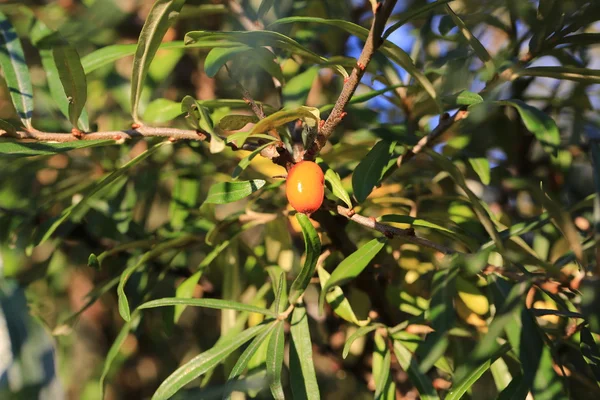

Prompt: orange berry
[{"left": 286, "top": 161, "right": 324, "bottom": 214}]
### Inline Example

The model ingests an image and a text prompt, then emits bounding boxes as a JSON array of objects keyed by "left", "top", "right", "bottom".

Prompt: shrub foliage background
[{"left": 0, "top": 0, "right": 600, "bottom": 399}]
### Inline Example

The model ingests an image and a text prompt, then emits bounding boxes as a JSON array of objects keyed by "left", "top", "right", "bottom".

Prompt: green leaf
[
  {"left": 223, "top": 322, "right": 278, "bottom": 400},
  {"left": 319, "top": 238, "right": 387, "bottom": 312},
  {"left": 352, "top": 140, "right": 396, "bottom": 203},
  {"left": 392, "top": 340, "right": 440, "bottom": 400},
  {"left": 131, "top": 0, "right": 186, "bottom": 122},
  {"left": 373, "top": 331, "right": 395, "bottom": 400},
  {"left": 218, "top": 114, "right": 259, "bottom": 130},
  {"left": 469, "top": 157, "right": 491, "bottom": 185},
  {"left": 426, "top": 149, "right": 504, "bottom": 252},
  {"left": 204, "top": 180, "right": 266, "bottom": 204},
  {"left": 139, "top": 297, "right": 278, "bottom": 317},
  {"left": 236, "top": 106, "right": 320, "bottom": 146},
  {"left": 444, "top": 90, "right": 484, "bottom": 107},
  {"left": 416, "top": 266, "right": 457, "bottom": 372},
  {"left": 143, "top": 98, "right": 183, "bottom": 123},
  {"left": 31, "top": 142, "right": 166, "bottom": 248},
  {"left": 205, "top": 46, "right": 251, "bottom": 77},
  {"left": 289, "top": 213, "right": 321, "bottom": 304},
  {"left": 257, "top": 0, "right": 275, "bottom": 20},
  {"left": 383, "top": 0, "right": 454, "bottom": 39},
  {"left": 181, "top": 95, "right": 226, "bottom": 152},
  {"left": 232, "top": 142, "right": 276, "bottom": 180},
  {"left": 318, "top": 267, "right": 370, "bottom": 327},
  {"left": 517, "top": 66, "right": 600, "bottom": 83},
  {"left": 99, "top": 313, "right": 141, "bottom": 398},
  {"left": 174, "top": 240, "right": 231, "bottom": 322},
  {"left": 269, "top": 17, "right": 440, "bottom": 111},
  {"left": 289, "top": 304, "right": 320, "bottom": 400},
  {"left": 81, "top": 41, "right": 237, "bottom": 74},
  {"left": 117, "top": 234, "right": 197, "bottom": 321},
  {"left": 283, "top": 67, "right": 318, "bottom": 108},
  {"left": 580, "top": 327, "right": 600, "bottom": 383},
  {"left": 343, "top": 324, "right": 382, "bottom": 359},
  {"left": 0, "top": 139, "right": 113, "bottom": 158},
  {"left": 29, "top": 16, "right": 90, "bottom": 131},
  {"left": 266, "top": 321, "right": 285, "bottom": 399},
  {"left": 52, "top": 43, "right": 88, "bottom": 129},
  {"left": 317, "top": 160, "right": 353, "bottom": 208},
  {"left": 185, "top": 31, "right": 348, "bottom": 78},
  {"left": 444, "top": 4, "right": 495, "bottom": 76},
  {"left": 495, "top": 100, "right": 560, "bottom": 156},
  {"left": 0, "top": 12, "right": 34, "bottom": 129},
  {"left": 152, "top": 323, "right": 269, "bottom": 400},
  {"left": 445, "top": 343, "right": 511, "bottom": 400}
]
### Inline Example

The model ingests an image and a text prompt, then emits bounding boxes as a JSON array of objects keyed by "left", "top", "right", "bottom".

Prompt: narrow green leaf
[
  {"left": 81, "top": 41, "right": 237, "bottom": 74},
  {"left": 204, "top": 180, "right": 266, "bottom": 204},
  {"left": 469, "top": 157, "right": 491, "bottom": 185},
  {"left": 373, "top": 331, "right": 395, "bottom": 400},
  {"left": 235, "top": 106, "right": 319, "bottom": 146},
  {"left": 205, "top": 46, "right": 251, "bottom": 77},
  {"left": 518, "top": 66, "right": 600, "bottom": 84},
  {"left": 352, "top": 140, "right": 397, "bottom": 203},
  {"left": 0, "top": 12, "right": 33, "bottom": 129},
  {"left": 289, "top": 304, "right": 320, "bottom": 400},
  {"left": 269, "top": 17, "right": 440, "bottom": 111},
  {"left": 283, "top": 67, "right": 318, "bottom": 108},
  {"left": 223, "top": 322, "right": 278, "bottom": 400},
  {"left": 131, "top": 0, "right": 186, "bottom": 122},
  {"left": 444, "top": 4, "right": 495, "bottom": 76},
  {"left": 580, "top": 327, "right": 600, "bottom": 383},
  {"left": 392, "top": 341, "right": 440, "bottom": 400},
  {"left": 181, "top": 95, "right": 226, "bottom": 152},
  {"left": 152, "top": 323, "right": 268, "bottom": 400},
  {"left": 383, "top": 0, "right": 454, "bottom": 39},
  {"left": 232, "top": 142, "right": 276, "bottom": 180},
  {"left": 257, "top": 0, "right": 275, "bottom": 20},
  {"left": 444, "top": 90, "right": 484, "bottom": 107},
  {"left": 266, "top": 322, "right": 285, "bottom": 399},
  {"left": 445, "top": 343, "right": 511, "bottom": 400},
  {"left": 318, "top": 267, "right": 370, "bottom": 327},
  {"left": 273, "top": 272, "right": 285, "bottom": 316},
  {"left": 343, "top": 324, "right": 382, "bottom": 359},
  {"left": 139, "top": 298, "right": 278, "bottom": 317},
  {"left": 218, "top": 114, "right": 259, "bottom": 130},
  {"left": 0, "top": 139, "right": 113, "bottom": 158},
  {"left": 289, "top": 213, "right": 321, "bottom": 304},
  {"left": 53, "top": 44, "right": 88, "bottom": 129},
  {"left": 426, "top": 149, "right": 504, "bottom": 252},
  {"left": 319, "top": 238, "right": 387, "bottom": 312},
  {"left": 184, "top": 31, "right": 348, "bottom": 78},
  {"left": 317, "top": 160, "right": 353, "bottom": 208},
  {"left": 496, "top": 100, "right": 560, "bottom": 156},
  {"left": 174, "top": 240, "right": 232, "bottom": 322},
  {"left": 100, "top": 313, "right": 141, "bottom": 398},
  {"left": 29, "top": 16, "right": 90, "bottom": 131},
  {"left": 117, "top": 234, "right": 197, "bottom": 321}
]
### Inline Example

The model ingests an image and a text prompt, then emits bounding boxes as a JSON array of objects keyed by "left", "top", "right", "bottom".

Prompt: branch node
[
  {"left": 339, "top": 111, "right": 348, "bottom": 120},
  {"left": 356, "top": 61, "right": 366, "bottom": 71},
  {"left": 71, "top": 128, "right": 84, "bottom": 139},
  {"left": 346, "top": 208, "right": 356, "bottom": 217},
  {"left": 131, "top": 123, "right": 141, "bottom": 130}
]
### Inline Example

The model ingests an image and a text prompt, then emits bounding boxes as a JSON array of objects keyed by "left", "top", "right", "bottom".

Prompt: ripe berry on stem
[{"left": 285, "top": 161, "right": 324, "bottom": 214}]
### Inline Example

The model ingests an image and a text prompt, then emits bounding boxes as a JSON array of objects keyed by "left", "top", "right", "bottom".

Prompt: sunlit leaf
[
  {"left": 289, "top": 304, "right": 320, "bottom": 399},
  {"left": 204, "top": 180, "right": 266, "bottom": 204},
  {"left": 289, "top": 213, "right": 321, "bottom": 304},
  {"left": 266, "top": 321, "right": 285, "bottom": 399}
]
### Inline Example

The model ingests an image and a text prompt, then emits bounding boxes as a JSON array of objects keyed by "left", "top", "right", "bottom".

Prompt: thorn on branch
[{"left": 339, "top": 112, "right": 348, "bottom": 120}]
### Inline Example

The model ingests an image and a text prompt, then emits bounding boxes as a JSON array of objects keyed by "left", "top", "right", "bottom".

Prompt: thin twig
[
  {"left": 335, "top": 204, "right": 456, "bottom": 255},
  {"left": 225, "top": 64, "right": 267, "bottom": 120},
  {"left": 304, "top": 0, "right": 399, "bottom": 160},
  {"left": 397, "top": 108, "right": 469, "bottom": 166}
]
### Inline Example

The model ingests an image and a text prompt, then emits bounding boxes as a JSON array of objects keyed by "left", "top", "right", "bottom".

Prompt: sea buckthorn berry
[{"left": 286, "top": 161, "right": 324, "bottom": 214}]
